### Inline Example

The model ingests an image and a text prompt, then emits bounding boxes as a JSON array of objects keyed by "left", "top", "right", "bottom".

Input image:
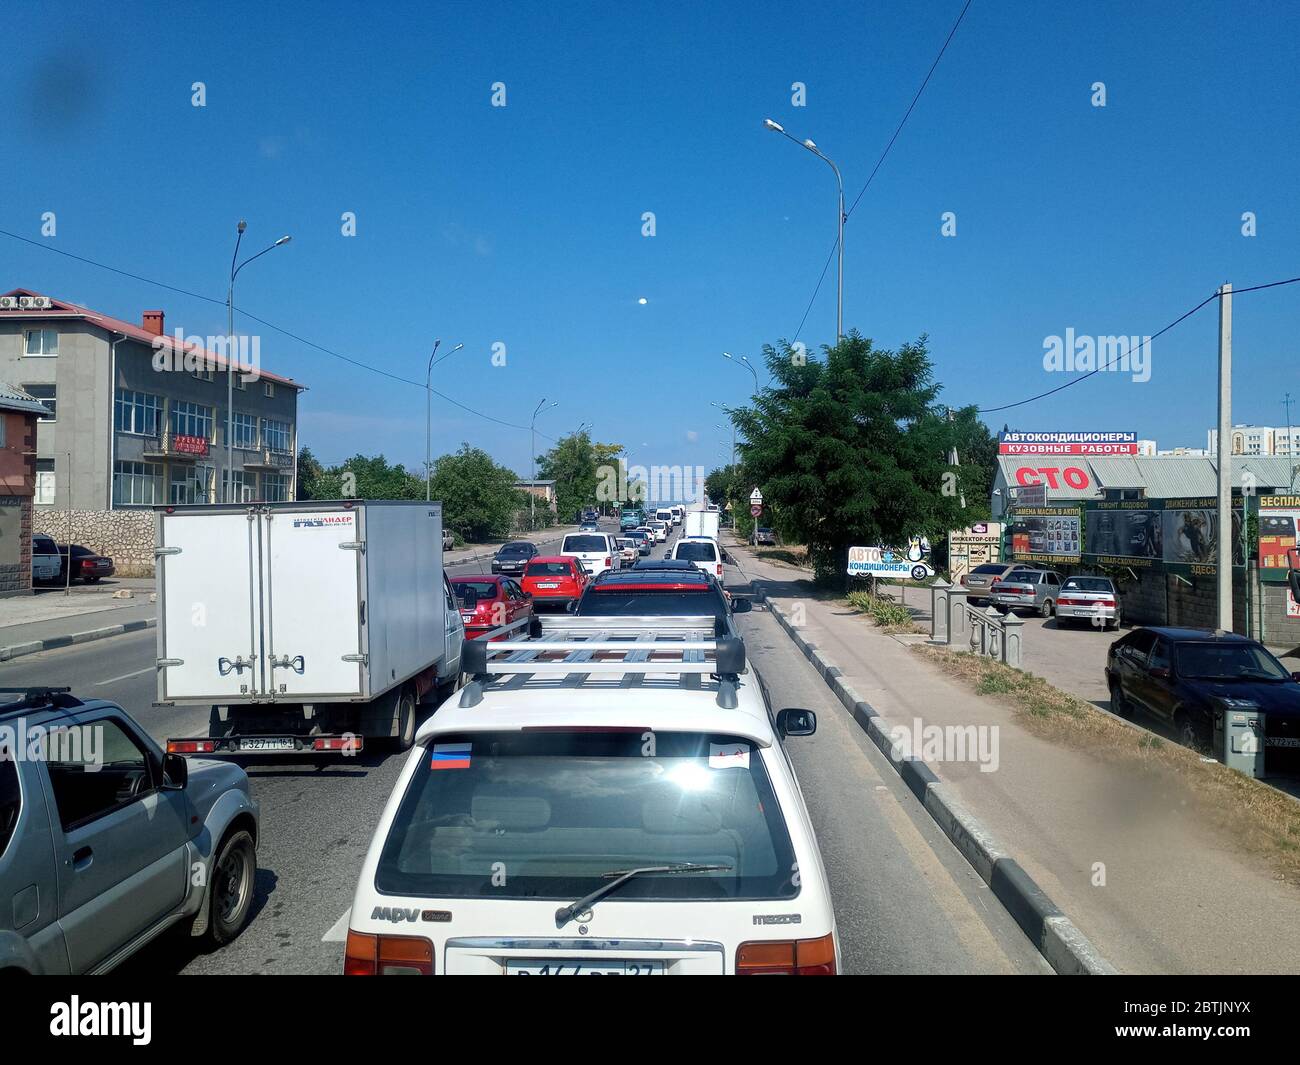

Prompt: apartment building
[
  {"left": 0, "top": 289, "right": 303, "bottom": 511},
  {"left": 1207, "top": 424, "right": 1298, "bottom": 457}
]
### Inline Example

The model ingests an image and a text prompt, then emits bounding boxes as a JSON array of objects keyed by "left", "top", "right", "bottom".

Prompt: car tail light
[
  {"left": 717, "top": 564, "right": 723, "bottom": 576},
  {"left": 736, "top": 934, "right": 836, "bottom": 975},
  {"left": 313, "top": 736, "right": 363, "bottom": 752},
  {"left": 1056, "top": 597, "right": 1076, "bottom": 606},
  {"left": 1097, "top": 599, "right": 1116, "bottom": 608},
  {"left": 167, "top": 739, "right": 216, "bottom": 754},
  {"left": 605, "top": 557, "right": 611, "bottom": 567},
  {"left": 344, "top": 930, "right": 434, "bottom": 975}
]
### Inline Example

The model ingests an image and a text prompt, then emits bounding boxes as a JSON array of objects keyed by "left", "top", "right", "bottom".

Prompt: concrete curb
[
  {"left": 0, "top": 617, "right": 156, "bottom": 663},
  {"left": 751, "top": 582, "right": 1117, "bottom": 976}
]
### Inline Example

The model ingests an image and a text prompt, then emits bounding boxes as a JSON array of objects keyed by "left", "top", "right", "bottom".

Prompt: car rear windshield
[
  {"left": 563, "top": 535, "right": 608, "bottom": 553},
  {"left": 1175, "top": 643, "right": 1289, "bottom": 681},
  {"left": 526, "top": 561, "right": 572, "bottom": 577},
  {"left": 375, "top": 730, "right": 797, "bottom": 901},
  {"left": 453, "top": 581, "right": 498, "bottom": 602},
  {"left": 578, "top": 587, "right": 722, "bottom": 619},
  {"left": 971, "top": 564, "right": 1004, "bottom": 575},
  {"left": 1062, "top": 578, "right": 1112, "bottom": 592},
  {"left": 675, "top": 541, "right": 718, "bottom": 562}
]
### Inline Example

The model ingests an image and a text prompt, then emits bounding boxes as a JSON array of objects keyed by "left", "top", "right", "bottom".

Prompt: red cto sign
[
  {"left": 171, "top": 433, "right": 209, "bottom": 457},
  {"left": 1015, "top": 465, "right": 1090, "bottom": 491}
]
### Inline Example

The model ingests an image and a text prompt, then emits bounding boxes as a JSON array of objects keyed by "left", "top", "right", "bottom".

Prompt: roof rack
[
  {"left": 459, "top": 616, "right": 746, "bottom": 709},
  {"left": 0, "top": 687, "right": 83, "bottom": 716}
]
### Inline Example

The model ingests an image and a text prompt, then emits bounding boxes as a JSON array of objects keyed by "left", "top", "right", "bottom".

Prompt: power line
[
  {"left": 977, "top": 276, "right": 1300, "bottom": 414},
  {"left": 792, "top": 0, "right": 974, "bottom": 342},
  {"left": 0, "top": 226, "right": 554, "bottom": 441}
]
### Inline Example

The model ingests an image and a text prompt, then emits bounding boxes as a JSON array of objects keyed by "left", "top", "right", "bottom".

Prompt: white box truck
[
  {"left": 685, "top": 510, "right": 720, "bottom": 541},
  {"left": 155, "top": 500, "right": 465, "bottom": 755}
]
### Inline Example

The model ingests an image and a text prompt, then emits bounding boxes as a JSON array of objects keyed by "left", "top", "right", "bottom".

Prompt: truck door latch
[
  {"left": 270, "top": 654, "right": 306, "bottom": 674},
  {"left": 218, "top": 655, "right": 252, "bottom": 676}
]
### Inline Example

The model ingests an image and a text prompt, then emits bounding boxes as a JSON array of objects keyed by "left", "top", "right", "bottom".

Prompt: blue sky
[{"left": 4, "top": 0, "right": 1298, "bottom": 476}]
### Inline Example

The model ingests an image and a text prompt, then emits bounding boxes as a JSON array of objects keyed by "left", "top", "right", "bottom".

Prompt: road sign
[
  {"left": 750, "top": 504, "right": 763, "bottom": 518},
  {"left": 750, "top": 488, "right": 762, "bottom": 504}
]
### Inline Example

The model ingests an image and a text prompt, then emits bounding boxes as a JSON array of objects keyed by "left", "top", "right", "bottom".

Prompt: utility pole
[
  {"left": 1283, "top": 391, "right": 1294, "bottom": 458},
  {"left": 1216, "top": 283, "right": 1232, "bottom": 632}
]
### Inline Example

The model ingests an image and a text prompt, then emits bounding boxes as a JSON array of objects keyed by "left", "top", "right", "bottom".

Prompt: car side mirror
[
  {"left": 730, "top": 597, "right": 752, "bottom": 613},
  {"left": 162, "top": 752, "right": 188, "bottom": 790},
  {"left": 776, "top": 708, "right": 816, "bottom": 737}
]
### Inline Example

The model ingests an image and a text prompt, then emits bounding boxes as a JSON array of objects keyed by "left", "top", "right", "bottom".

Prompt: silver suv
[{"left": 0, "top": 688, "right": 259, "bottom": 974}]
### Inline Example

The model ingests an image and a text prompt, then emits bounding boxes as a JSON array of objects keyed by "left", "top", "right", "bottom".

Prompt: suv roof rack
[
  {"left": 0, "top": 687, "right": 84, "bottom": 716},
  {"left": 459, "top": 615, "right": 745, "bottom": 709}
]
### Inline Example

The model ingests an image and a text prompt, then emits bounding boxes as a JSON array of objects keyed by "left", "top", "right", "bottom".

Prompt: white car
[
  {"left": 670, "top": 505, "right": 685, "bottom": 526},
  {"left": 344, "top": 618, "right": 840, "bottom": 976},
  {"left": 560, "top": 532, "right": 620, "bottom": 576},
  {"left": 615, "top": 537, "right": 640, "bottom": 566},
  {"left": 647, "top": 520, "right": 668, "bottom": 543},
  {"left": 670, "top": 536, "right": 724, "bottom": 582}
]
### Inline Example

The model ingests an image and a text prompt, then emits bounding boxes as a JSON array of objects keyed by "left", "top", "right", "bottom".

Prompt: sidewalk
[{"left": 727, "top": 541, "right": 1300, "bottom": 974}]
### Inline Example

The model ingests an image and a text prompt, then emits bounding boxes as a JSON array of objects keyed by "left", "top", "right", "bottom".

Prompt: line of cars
[
  {"left": 31, "top": 534, "right": 116, "bottom": 585},
  {"left": 963, "top": 562, "right": 1120, "bottom": 630}
]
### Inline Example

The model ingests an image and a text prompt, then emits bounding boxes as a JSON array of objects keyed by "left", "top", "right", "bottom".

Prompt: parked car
[
  {"left": 451, "top": 575, "right": 535, "bottom": 641},
  {"left": 57, "top": 544, "right": 115, "bottom": 583},
  {"left": 31, "top": 534, "right": 61, "bottom": 584},
  {"left": 1055, "top": 576, "right": 1121, "bottom": 630},
  {"left": 753, "top": 528, "right": 776, "bottom": 546},
  {"left": 521, "top": 556, "right": 590, "bottom": 610},
  {"left": 670, "top": 536, "right": 725, "bottom": 582},
  {"left": 0, "top": 688, "right": 259, "bottom": 974},
  {"left": 615, "top": 537, "right": 640, "bottom": 566},
  {"left": 962, "top": 562, "right": 1034, "bottom": 604},
  {"left": 490, "top": 541, "right": 539, "bottom": 577},
  {"left": 1105, "top": 627, "right": 1300, "bottom": 758},
  {"left": 561, "top": 532, "right": 620, "bottom": 577},
  {"left": 990, "top": 569, "right": 1063, "bottom": 618}
]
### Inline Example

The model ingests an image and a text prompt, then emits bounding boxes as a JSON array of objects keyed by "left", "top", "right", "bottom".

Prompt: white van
[
  {"left": 671, "top": 536, "right": 723, "bottom": 581},
  {"left": 561, "top": 532, "right": 619, "bottom": 576}
]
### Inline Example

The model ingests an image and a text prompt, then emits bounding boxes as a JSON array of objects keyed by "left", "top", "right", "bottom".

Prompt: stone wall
[
  {"left": 35, "top": 509, "right": 156, "bottom": 577},
  {"left": 1258, "top": 581, "right": 1300, "bottom": 655},
  {"left": 0, "top": 496, "right": 33, "bottom": 598}
]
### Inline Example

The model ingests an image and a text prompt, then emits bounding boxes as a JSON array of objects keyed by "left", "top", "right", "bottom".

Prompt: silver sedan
[{"left": 1054, "top": 575, "right": 1121, "bottom": 630}]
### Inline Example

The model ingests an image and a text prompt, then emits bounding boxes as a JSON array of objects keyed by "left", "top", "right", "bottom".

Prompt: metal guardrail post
[
  {"left": 930, "top": 579, "right": 950, "bottom": 641},
  {"left": 947, "top": 587, "right": 969, "bottom": 646},
  {"left": 1000, "top": 610, "right": 1024, "bottom": 668}
]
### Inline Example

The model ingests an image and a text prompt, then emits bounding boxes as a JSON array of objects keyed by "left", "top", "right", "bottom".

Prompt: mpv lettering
[{"left": 372, "top": 906, "right": 421, "bottom": 923}]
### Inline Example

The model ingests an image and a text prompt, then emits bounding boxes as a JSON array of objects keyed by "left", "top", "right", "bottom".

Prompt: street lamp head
[
  {"left": 274, "top": 235, "right": 292, "bottom": 246},
  {"left": 722, "top": 351, "right": 734, "bottom": 360},
  {"left": 237, "top": 220, "right": 247, "bottom": 233},
  {"left": 762, "top": 118, "right": 784, "bottom": 133},
  {"left": 802, "top": 139, "right": 817, "bottom": 150},
  {"left": 448, "top": 343, "right": 464, "bottom": 354}
]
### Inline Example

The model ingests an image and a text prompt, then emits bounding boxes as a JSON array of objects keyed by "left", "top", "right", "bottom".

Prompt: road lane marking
[
  {"left": 97, "top": 666, "right": 153, "bottom": 686},
  {"left": 323, "top": 909, "right": 351, "bottom": 942}
]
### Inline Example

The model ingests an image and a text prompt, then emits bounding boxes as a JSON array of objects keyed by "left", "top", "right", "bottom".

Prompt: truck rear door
[
  {"left": 158, "top": 510, "right": 262, "bottom": 701},
  {"left": 262, "top": 507, "right": 365, "bottom": 699}
]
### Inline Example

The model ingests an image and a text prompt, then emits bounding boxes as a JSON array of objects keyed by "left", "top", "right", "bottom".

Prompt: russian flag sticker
[{"left": 430, "top": 742, "right": 472, "bottom": 770}]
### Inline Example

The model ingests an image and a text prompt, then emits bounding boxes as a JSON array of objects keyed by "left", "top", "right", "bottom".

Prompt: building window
[
  {"left": 222, "top": 469, "right": 253, "bottom": 502},
  {"left": 23, "top": 329, "right": 58, "bottom": 356},
  {"left": 191, "top": 368, "right": 215, "bottom": 383},
  {"left": 263, "top": 419, "right": 291, "bottom": 453},
  {"left": 170, "top": 464, "right": 214, "bottom": 504},
  {"left": 35, "top": 459, "right": 55, "bottom": 505},
  {"left": 23, "top": 384, "right": 56, "bottom": 422},
  {"left": 260, "top": 472, "right": 290, "bottom": 502},
  {"left": 170, "top": 401, "right": 214, "bottom": 441},
  {"left": 114, "top": 389, "right": 162, "bottom": 435},
  {"left": 113, "top": 461, "right": 164, "bottom": 506},
  {"left": 234, "top": 376, "right": 247, "bottom": 391},
  {"left": 230, "top": 411, "right": 258, "bottom": 449},
  {"left": 263, "top": 382, "right": 275, "bottom": 398}
]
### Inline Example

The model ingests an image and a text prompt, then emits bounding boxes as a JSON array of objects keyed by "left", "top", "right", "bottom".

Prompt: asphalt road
[{"left": 0, "top": 518, "right": 1048, "bottom": 975}]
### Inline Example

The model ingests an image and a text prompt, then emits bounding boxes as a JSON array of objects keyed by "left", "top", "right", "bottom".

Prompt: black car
[
  {"left": 57, "top": 543, "right": 115, "bottom": 583},
  {"left": 574, "top": 566, "right": 750, "bottom": 634},
  {"left": 1105, "top": 627, "right": 1300, "bottom": 758},
  {"left": 491, "top": 540, "right": 539, "bottom": 576}
]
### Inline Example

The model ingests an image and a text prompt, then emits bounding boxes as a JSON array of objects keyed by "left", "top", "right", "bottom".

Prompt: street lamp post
[
  {"left": 722, "top": 352, "right": 760, "bottom": 394},
  {"left": 531, "top": 398, "right": 558, "bottom": 527},
  {"left": 763, "top": 118, "right": 845, "bottom": 343},
  {"left": 227, "top": 223, "right": 291, "bottom": 502},
  {"left": 425, "top": 340, "right": 465, "bottom": 500}
]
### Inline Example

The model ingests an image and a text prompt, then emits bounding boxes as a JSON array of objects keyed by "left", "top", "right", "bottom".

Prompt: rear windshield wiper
[{"left": 555, "top": 862, "right": 732, "bottom": 928}]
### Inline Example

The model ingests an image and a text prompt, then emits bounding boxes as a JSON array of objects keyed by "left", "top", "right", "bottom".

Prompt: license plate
[
  {"left": 236, "top": 737, "right": 295, "bottom": 751},
  {"left": 506, "top": 959, "right": 664, "bottom": 976},
  {"left": 1266, "top": 737, "right": 1300, "bottom": 748},
  {"left": 537, "top": 582, "right": 558, "bottom": 589}
]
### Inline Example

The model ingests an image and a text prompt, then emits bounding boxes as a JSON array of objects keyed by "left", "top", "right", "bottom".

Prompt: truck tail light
[
  {"left": 736, "top": 933, "right": 836, "bottom": 975},
  {"left": 314, "top": 736, "right": 363, "bottom": 752},
  {"left": 717, "top": 564, "right": 723, "bottom": 576},
  {"left": 344, "top": 930, "right": 434, "bottom": 975},
  {"left": 167, "top": 739, "right": 216, "bottom": 754}
]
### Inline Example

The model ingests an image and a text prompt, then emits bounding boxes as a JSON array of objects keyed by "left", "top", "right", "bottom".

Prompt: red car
[
  {"left": 520, "top": 555, "right": 589, "bottom": 611},
  {"left": 450, "top": 575, "right": 534, "bottom": 640}
]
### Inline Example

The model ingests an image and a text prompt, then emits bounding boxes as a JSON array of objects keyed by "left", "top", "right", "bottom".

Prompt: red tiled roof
[{"left": 1, "top": 288, "right": 304, "bottom": 390}]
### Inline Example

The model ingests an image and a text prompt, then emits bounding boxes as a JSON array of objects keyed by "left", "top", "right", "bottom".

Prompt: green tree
[
  {"left": 295, "top": 449, "right": 421, "bottom": 500},
  {"left": 428, "top": 444, "right": 524, "bottom": 542},
  {"left": 538, "top": 431, "right": 598, "bottom": 521},
  {"left": 729, "top": 333, "right": 978, "bottom": 586},
  {"left": 295, "top": 447, "right": 327, "bottom": 500}
]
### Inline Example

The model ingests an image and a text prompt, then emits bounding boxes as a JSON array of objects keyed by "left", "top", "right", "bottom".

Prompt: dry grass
[
  {"left": 914, "top": 643, "right": 1300, "bottom": 885},
  {"left": 753, "top": 546, "right": 810, "bottom": 569},
  {"left": 844, "top": 590, "right": 927, "bottom": 634}
]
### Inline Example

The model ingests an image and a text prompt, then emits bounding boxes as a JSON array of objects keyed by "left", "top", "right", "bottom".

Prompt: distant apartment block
[
  {"left": 1207, "top": 424, "right": 1298, "bottom": 457},
  {"left": 0, "top": 289, "right": 303, "bottom": 511}
]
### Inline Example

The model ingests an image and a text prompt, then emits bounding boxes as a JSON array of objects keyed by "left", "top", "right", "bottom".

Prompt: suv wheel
[
  {"left": 207, "top": 829, "right": 256, "bottom": 946},
  {"left": 1176, "top": 709, "right": 1211, "bottom": 753},
  {"left": 1109, "top": 679, "right": 1130, "bottom": 718}
]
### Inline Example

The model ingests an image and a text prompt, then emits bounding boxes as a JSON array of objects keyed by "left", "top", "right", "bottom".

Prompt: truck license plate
[{"left": 236, "top": 737, "right": 295, "bottom": 751}]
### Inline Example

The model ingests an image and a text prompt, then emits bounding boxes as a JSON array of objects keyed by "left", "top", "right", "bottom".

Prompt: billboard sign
[
  {"left": 1007, "top": 507, "right": 1081, "bottom": 564},
  {"left": 1083, "top": 497, "right": 1244, "bottom": 574},
  {"left": 1259, "top": 496, "right": 1300, "bottom": 571},
  {"left": 848, "top": 540, "right": 935, "bottom": 581},
  {"left": 999, "top": 430, "right": 1137, "bottom": 456},
  {"left": 947, "top": 523, "right": 1002, "bottom": 583}
]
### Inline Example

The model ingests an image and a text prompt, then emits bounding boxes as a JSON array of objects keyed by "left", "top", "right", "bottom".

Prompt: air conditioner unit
[
  {"left": 18, "top": 296, "right": 50, "bottom": 310},
  {"left": 0, "top": 296, "right": 19, "bottom": 310}
]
